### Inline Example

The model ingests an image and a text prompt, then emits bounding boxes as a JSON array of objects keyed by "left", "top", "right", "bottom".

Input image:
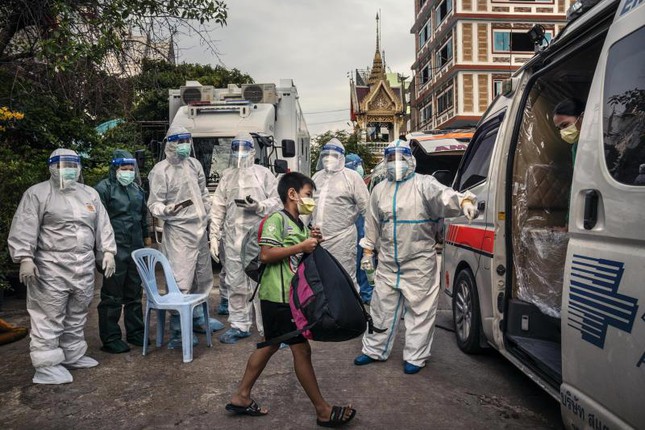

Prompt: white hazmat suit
[
  {"left": 311, "top": 139, "right": 369, "bottom": 291},
  {"left": 8, "top": 148, "right": 117, "bottom": 384},
  {"left": 147, "top": 126, "right": 222, "bottom": 345},
  {"left": 209, "top": 132, "right": 281, "bottom": 343},
  {"left": 356, "top": 140, "right": 477, "bottom": 371}
]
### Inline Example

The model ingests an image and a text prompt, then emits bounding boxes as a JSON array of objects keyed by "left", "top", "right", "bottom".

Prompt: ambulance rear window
[{"left": 602, "top": 26, "right": 645, "bottom": 186}]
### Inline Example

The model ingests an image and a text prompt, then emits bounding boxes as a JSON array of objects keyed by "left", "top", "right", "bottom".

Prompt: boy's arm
[{"left": 260, "top": 242, "right": 307, "bottom": 264}]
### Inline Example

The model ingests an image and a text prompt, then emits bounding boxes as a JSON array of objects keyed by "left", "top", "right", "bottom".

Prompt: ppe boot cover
[
  {"left": 33, "top": 365, "right": 73, "bottom": 384},
  {"left": 64, "top": 355, "right": 99, "bottom": 369}
]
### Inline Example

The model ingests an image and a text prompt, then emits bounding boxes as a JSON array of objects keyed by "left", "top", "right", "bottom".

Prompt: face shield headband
[{"left": 167, "top": 132, "right": 192, "bottom": 144}]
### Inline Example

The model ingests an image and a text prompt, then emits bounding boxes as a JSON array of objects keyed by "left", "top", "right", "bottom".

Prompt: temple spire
[{"left": 369, "top": 11, "right": 386, "bottom": 86}]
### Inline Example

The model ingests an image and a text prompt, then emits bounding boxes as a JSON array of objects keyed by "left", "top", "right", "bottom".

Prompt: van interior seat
[{"left": 516, "top": 164, "right": 571, "bottom": 318}]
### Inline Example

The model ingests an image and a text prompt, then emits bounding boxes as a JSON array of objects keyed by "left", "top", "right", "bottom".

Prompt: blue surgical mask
[
  {"left": 176, "top": 143, "right": 191, "bottom": 158},
  {"left": 61, "top": 167, "right": 79, "bottom": 181},
  {"left": 116, "top": 170, "right": 135, "bottom": 186},
  {"left": 356, "top": 165, "right": 365, "bottom": 178}
]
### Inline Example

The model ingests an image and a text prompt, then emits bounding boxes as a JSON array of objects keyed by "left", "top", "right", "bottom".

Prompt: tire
[{"left": 452, "top": 268, "right": 484, "bottom": 353}]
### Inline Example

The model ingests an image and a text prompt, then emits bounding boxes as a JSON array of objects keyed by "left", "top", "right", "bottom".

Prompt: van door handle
[
  {"left": 478, "top": 201, "right": 486, "bottom": 211},
  {"left": 583, "top": 190, "right": 599, "bottom": 230}
]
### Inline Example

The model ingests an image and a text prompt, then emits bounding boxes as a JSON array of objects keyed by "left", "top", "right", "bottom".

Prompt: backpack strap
[
  {"left": 249, "top": 210, "right": 292, "bottom": 302},
  {"left": 255, "top": 322, "right": 314, "bottom": 349}
]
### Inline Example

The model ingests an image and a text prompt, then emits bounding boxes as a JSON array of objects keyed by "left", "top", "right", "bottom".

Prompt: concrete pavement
[{"left": 0, "top": 273, "right": 562, "bottom": 430}]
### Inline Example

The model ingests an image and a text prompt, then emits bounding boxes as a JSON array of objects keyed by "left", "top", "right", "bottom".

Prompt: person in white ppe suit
[
  {"left": 311, "top": 139, "right": 369, "bottom": 291},
  {"left": 147, "top": 126, "right": 224, "bottom": 349},
  {"left": 354, "top": 140, "right": 478, "bottom": 374},
  {"left": 8, "top": 148, "right": 117, "bottom": 384},
  {"left": 209, "top": 132, "right": 281, "bottom": 344}
]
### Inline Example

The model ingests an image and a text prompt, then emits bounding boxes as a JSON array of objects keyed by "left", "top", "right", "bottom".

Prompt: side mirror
[
  {"left": 281, "top": 139, "right": 296, "bottom": 158},
  {"left": 135, "top": 149, "right": 146, "bottom": 171},
  {"left": 274, "top": 159, "right": 289, "bottom": 174}
]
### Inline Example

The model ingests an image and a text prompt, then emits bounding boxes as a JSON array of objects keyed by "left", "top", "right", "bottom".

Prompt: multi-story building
[{"left": 410, "top": 0, "right": 570, "bottom": 130}]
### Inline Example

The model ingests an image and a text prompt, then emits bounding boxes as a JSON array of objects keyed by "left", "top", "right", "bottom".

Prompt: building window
[
  {"left": 437, "top": 87, "right": 454, "bottom": 114},
  {"left": 419, "top": 20, "right": 431, "bottom": 48},
  {"left": 420, "top": 63, "right": 431, "bottom": 85},
  {"left": 421, "top": 102, "right": 433, "bottom": 124},
  {"left": 493, "top": 80, "right": 504, "bottom": 97},
  {"left": 435, "top": 0, "right": 453, "bottom": 28},
  {"left": 492, "top": 0, "right": 552, "bottom": 3},
  {"left": 493, "top": 30, "right": 552, "bottom": 53},
  {"left": 436, "top": 38, "right": 453, "bottom": 69}
]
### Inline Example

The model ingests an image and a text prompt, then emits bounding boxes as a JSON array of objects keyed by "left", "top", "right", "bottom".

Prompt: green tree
[{"left": 311, "top": 130, "right": 376, "bottom": 174}]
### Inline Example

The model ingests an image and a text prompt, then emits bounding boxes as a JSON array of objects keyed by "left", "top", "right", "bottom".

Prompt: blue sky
[{"left": 178, "top": 0, "right": 415, "bottom": 136}]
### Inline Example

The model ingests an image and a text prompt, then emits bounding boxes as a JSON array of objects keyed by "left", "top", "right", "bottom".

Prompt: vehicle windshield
[{"left": 193, "top": 137, "right": 233, "bottom": 187}]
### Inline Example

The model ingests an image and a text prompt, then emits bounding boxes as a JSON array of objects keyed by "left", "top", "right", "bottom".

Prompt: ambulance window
[
  {"left": 457, "top": 125, "right": 498, "bottom": 191},
  {"left": 602, "top": 26, "right": 645, "bottom": 186}
]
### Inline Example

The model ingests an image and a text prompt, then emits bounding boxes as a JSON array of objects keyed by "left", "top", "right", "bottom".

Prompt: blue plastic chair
[{"left": 131, "top": 248, "right": 212, "bottom": 363}]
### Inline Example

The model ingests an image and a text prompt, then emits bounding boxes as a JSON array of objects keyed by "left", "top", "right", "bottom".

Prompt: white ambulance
[{"left": 441, "top": 0, "right": 645, "bottom": 428}]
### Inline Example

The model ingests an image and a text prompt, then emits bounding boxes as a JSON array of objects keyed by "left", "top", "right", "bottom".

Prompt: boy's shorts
[{"left": 260, "top": 300, "right": 306, "bottom": 346}]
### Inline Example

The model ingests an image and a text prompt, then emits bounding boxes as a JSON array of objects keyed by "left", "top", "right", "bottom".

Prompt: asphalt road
[{"left": 0, "top": 267, "right": 562, "bottom": 430}]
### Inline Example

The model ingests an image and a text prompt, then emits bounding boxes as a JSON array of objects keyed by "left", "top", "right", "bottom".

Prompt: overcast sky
[{"left": 177, "top": 0, "right": 415, "bottom": 136}]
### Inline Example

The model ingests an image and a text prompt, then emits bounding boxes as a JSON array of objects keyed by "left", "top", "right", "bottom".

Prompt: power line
[
  {"left": 303, "top": 108, "right": 350, "bottom": 115},
  {"left": 308, "top": 119, "right": 351, "bottom": 126}
]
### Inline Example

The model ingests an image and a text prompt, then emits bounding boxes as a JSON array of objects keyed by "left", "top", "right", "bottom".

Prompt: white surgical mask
[
  {"left": 322, "top": 156, "right": 338, "bottom": 171},
  {"left": 387, "top": 162, "right": 409, "bottom": 182},
  {"left": 117, "top": 170, "right": 135, "bottom": 186}
]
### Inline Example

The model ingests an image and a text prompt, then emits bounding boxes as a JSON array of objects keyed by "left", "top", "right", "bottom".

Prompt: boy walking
[{"left": 225, "top": 172, "right": 356, "bottom": 427}]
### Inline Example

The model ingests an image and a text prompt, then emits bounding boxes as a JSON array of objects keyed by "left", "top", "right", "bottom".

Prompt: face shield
[
  {"left": 168, "top": 132, "right": 193, "bottom": 159},
  {"left": 316, "top": 142, "right": 346, "bottom": 172},
  {"left": 112, "top": 157, "right": 140, "bottom": 186},
  {"left": 228, "top": 133, "right": 256, "bottom": 169},
  {"left": 384, "top": 143, "right": 415, "bottom": 182},
  {"left": 48, "top": 154, "right": 82, "bottom": 189}
]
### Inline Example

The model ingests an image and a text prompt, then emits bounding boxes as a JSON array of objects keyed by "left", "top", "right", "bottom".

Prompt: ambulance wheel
[{"left": 453, "top": 268, "right": 483, "bottom": 353}]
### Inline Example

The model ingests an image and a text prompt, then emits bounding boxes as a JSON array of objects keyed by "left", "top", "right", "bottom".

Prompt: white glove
[
  {"left": 163, "top": 204, "right": 182, "bottom": 216},
  {"left": 360, "top": 252, "right": 374, "bottom": 272},
  {"left": 235, "top": 196, "right": 263, "bottom": 213},
  {"left": 462, "top": 201, "right": 479, "bottom": 222},
  {"left": 210, "top": 242, "right": 220, "bottom": 263},
  {"left": 19, "top": 258, "right": 39, "bottom": 288},
  {"left": 102, "top": 252, "right": 116, "bottom": 278}
]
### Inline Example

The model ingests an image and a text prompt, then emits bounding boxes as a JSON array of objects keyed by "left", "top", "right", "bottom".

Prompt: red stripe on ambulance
[{"left": 445, "top": 224, "right": 494, "bottom": 256}]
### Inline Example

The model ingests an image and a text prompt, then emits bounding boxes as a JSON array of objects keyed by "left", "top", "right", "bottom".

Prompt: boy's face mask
[{"left": 297, "top": 197, "right": 316, "bottom": 215}]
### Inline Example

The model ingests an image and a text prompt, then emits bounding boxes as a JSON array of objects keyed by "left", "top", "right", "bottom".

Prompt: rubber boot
[{"left": 168, "top": 314, "right": 198, "bottom": 350}]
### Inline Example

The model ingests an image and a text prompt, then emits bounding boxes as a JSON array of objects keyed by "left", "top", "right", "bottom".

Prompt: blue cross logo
[{"left": 567, "top": 255, "right": 639, "bottom": 349}]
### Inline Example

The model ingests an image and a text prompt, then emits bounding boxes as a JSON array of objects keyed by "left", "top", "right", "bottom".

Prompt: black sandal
[
  {"left": 317, "top": 405, "right": 356, "bottom": 427},
  {"left": 224, "top": 399, "right": 268, "bottom": 416}
]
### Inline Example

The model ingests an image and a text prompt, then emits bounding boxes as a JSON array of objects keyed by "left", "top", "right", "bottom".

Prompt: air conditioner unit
[
  {"left": 180, "top": 85, "right": 214, "bottom": 105},
  {"left": 241, "top": 83, "right": 278, "bottom": 104}
]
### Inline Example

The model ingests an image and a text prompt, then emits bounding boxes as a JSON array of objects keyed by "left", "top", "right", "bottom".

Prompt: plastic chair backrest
[{"left": 131, "top": 248, "right": 181, "bottom": 305}]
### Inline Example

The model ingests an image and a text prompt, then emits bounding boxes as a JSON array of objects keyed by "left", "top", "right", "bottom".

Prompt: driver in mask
[
  {"left": 310, "top": 139, "right": 369, "bottom": 292},
  {"left": 210, "top": 132, "right": 281, "bottom": 344},
  {"left": 148, "top": 126, "right": 224, "bottom": 350},
  {"left": 354, "top": 139, "right": 478, "bottom": 374},
  {"left": 8, "top": 148, "right": 117, "bottom": 384}
]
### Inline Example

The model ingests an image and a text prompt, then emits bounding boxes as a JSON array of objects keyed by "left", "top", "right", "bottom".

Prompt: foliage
[
  {"left": 311, "top": 130, "right": 376, "bottom": 174},
  {"left": 1, "top": 0, "right": 228, "bottom": 68},
  {"left": 132, "top": 59, "right": 254, "bottom": 122}
]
